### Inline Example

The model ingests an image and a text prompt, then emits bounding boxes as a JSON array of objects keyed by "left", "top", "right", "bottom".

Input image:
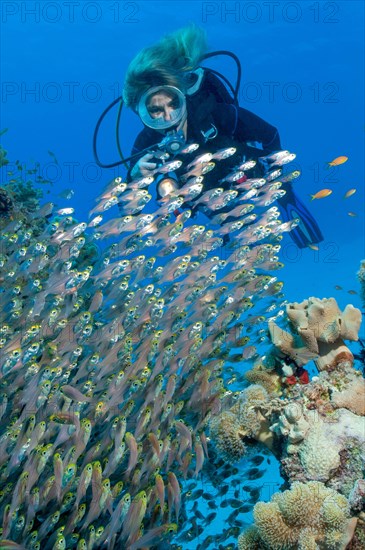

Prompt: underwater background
[
  {"left": 1, "top": 1, "right": 364, "bottom": 549},
  {"left": 1, "top": 0, "right": 364, "bottom": 306},
  {"left": 2, "top": 0, "right": 364, "bottom": 306}
]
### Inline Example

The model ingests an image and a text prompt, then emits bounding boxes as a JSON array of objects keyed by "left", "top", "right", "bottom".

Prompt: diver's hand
[{"left": 130, "top": 153, "right": 157, "bottom": 179}]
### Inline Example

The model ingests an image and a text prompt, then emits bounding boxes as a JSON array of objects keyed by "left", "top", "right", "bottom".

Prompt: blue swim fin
[{"left": 276, "top": 183, "right": 324, "bottom": 248}]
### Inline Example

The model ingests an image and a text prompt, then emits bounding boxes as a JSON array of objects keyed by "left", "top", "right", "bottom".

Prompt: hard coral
[
  {"left": 270, "top": 402, "right": 310, "bottom": 443},
  {"left": 330, "top": 369, "right": 365, "bottom": 416},
  {"left": 291, "top": 408, "right": 365, "bottom": 485},
  {"left": 238, "top": 481, "right": 357, "bottom": 550},
  {"left": 298, "top": 418, "right": 341, "bottom": 482}
]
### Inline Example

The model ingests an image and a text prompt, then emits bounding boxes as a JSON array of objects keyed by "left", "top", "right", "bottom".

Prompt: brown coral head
[
  {"left": 333, "top": 349, "right": 354, "bottom": 368},
  {"left": 315, "top": 342, "right": 354, "bottom": 371}
]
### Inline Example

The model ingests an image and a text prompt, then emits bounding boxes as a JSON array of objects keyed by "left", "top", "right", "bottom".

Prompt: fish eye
[{"left": 82, "top": 324, "right": 92, "bottom": 335}]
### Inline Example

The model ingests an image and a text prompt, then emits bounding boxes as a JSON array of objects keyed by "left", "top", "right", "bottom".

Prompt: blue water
[{"left": 1, "top": 1, "right": 364, "bottom": 546}]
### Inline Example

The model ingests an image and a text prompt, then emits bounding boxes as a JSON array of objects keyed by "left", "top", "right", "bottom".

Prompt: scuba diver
[{"left": 95, "top": 25, "right": 323, "bottom": 248}]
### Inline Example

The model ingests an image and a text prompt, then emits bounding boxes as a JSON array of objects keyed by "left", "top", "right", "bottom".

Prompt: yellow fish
[
  {"left": 344, "top": 189, "right": 356, "bottom": 199},
  {"left": 328, "top": 155, "right": 348, "bottom": 166},
  {"left": 310, "top": 189, "right": 332, "bottom": 200}
]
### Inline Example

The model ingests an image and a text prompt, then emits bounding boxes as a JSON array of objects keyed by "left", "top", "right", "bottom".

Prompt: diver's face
[{"left": 147, "top": 92, "right": 179, "bottom": 122}]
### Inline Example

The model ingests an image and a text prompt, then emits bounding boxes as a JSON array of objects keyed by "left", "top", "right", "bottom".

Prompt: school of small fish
[{"left": 0, "top": 146, "right": 298, "bottom": 549}]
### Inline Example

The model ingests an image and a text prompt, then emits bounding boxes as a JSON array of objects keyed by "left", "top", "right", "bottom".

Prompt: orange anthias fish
[
  {"left": 328, "top": 155, "right": 348, "bottom": 167},
  {"left": 344, "top": 189, "right": 356, "bottom": 199},
  {"left": 310, "top": 189, "right": 332, "bottom": 200}
]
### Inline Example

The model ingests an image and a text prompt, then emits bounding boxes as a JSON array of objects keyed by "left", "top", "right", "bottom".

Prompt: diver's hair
[{"left": 123, "top": 25, "right": 208, "bottom": 110}]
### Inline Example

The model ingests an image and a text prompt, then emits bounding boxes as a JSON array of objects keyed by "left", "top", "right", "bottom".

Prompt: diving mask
[{"left": 137, "top": 86, "right": 187, "bottom": 131}]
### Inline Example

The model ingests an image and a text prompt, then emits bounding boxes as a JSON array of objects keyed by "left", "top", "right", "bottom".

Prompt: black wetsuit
[
  {"left": 126, "top": 72, "right": 323, "bottom": 245},
  {"left": 127, "top": 70, "right": 281, "bottom": 188}
]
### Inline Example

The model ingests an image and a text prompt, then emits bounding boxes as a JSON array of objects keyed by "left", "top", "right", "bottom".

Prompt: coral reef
[
  {"left": 212, "top": 363, "right": 365, "bottom": 494},
  {"left": 210, "top": 295, "right": 364, "bottom": 549},
  {"left": 295, "top": 408, "right": 364, "bottom": 483},
  {"left": 237, "top": 481, "right": 358, "bottom": 550}
]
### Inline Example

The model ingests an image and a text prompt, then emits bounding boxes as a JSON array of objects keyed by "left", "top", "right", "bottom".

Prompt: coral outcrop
[
  {"left": 237, "top": 481, "right": 358, "bottom": 550},
  {"left": 330, "top": 368, "right": 365, "bottom": 416},
  {"left": 209, "top": 293, "right": 364, "bottom": 550},
  {"left": 269, "top": 297, "right": 362, "bottom": 371}
]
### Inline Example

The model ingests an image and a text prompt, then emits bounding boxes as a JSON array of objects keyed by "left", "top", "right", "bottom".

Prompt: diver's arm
[
  {"left": 234, "top": 107, "right": 281, "bottom": 152},
  {"left": 130, "top": 153, "right": 157, "bottom": 179},
  {"left": 127, "top": 128, "right": 161, "bottom": 182}
]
